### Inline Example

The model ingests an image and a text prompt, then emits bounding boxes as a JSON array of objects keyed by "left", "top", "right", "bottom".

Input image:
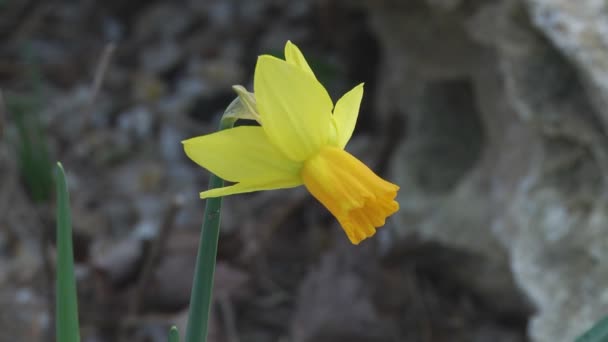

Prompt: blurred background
[{"left": 2, "top": 0, "right": 608, "bottom": 341}]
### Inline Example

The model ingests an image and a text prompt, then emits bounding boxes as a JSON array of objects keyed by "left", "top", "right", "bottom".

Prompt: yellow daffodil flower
[{"left": 183, "top": 41, "right": 399, "bottom": 244}]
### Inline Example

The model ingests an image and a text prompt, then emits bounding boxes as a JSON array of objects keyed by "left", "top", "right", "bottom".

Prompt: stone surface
[
  {"left": 525, "top": 0, "right": 608, "bottom": 131},
  {"left": 291, "top": 244, "right": 396, "bottom": 342},
  {"left": 359, "top": 0, "right": 608, "bottom": 341}
]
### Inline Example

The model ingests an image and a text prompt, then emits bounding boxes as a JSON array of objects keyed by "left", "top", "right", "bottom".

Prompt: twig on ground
[
  {"left": 127, "top": 195, "right": 183, "bottom": 316},
  {"left": 218, "top": 295, "right": 240, "bottom": 342},
  {"left": 89, "top": 43, "right": 115, "bottom": 105},
  {"left": 84, "top": 43, "right": 115, "bottom": 129},
  {"left": 0, "top": 89, "right": 5, "bottom": 140}
]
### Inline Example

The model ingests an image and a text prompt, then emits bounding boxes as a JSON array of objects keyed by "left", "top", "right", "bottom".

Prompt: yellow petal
[
  {"left": 301, "top": 146, "right": 399, "bottom": 244},
  {"left": 332, "top": 83, "right": 364, "bottom": 148},
  {"left": 254, "top": 55, "right": 333, "bottom": 161},
  {"left": 200, "top": 177, "right": 302, "bottom": 198},
  {"left": 182, "top": 126, "right": 302, "bottom": 185},
  {"left": 284, "top": 40, "right": 315, "bottom": 77}
]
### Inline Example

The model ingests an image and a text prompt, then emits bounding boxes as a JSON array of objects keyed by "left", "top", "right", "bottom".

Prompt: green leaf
[
  {"left": 576, "top": 315, "right": 608, "bottom": 342},
  {"left": 168, "top": 326, "right": 180, "bottom": 342},
  {"left": 7, "top": 95, "right": 53, "bottom": 202},
  {"left": 4, "top": 43, "right": 54, "bottom": 202},
  {"left": 55, "top": 162, "right": 80, "bottom": 342}
]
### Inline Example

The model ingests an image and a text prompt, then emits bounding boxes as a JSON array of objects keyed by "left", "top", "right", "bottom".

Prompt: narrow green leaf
[
  {"left": 576, "top": 316, "right": 608, "bottom": 342},
  {"left": 55, "top": 162, "right": 80, "bottom": 342},
  {"left": 8, "top": 95, "right": 53, "bottom": 202},
  {"left": 168, "top": 326, "right": 180, "bottom": 342}
]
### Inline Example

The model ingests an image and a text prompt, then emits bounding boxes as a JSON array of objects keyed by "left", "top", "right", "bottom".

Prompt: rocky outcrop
[{"left": 359, "top": 0, "right": 608, "bottom": 340}]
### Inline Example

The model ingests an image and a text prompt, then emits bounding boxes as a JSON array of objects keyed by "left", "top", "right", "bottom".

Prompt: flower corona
[{"left": 183, "top": 41, "right": 399, "bottom": 244}]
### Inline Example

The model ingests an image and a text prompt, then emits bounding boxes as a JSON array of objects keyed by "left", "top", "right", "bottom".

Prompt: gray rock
[
  {"left": 117, "top": 105, "right": 155, "bottom": 140},
  {"left": 496, "top": 3, "right": 608, "bottom": 341},
  {"left": 359, "top": 0, "right": 608, "bottom": 340},
  {"left": 139, "top": 40, "right": 182, "bottom": 75},
  {"left": 525, "top": 0, "right": 608, "bottom": 131},
  {"left": 291, "top": 244, "right": 397, "bottom": 342},
  {"left": 0, "top": 288, "right": 48, "bottom": 341},
  {"left": 134, "top": 3, "right": 193, "bottom": 41}
]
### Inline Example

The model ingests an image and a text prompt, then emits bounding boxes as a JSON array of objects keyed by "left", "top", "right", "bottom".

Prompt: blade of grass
[
  {"left": 184, "top": 116, "right": 236, "bottom": 342},
  {"left": 168, "top": 326, "right": 180, "bottom": 342},
  {"left": 55, "top": 162, "right": 80, "bottom": 342},
  {"left": 6, "top": 45, "right": 53, "bottom": 202},
  {"left": 576, "top": 315, "right": 608, "bottom": 342}
]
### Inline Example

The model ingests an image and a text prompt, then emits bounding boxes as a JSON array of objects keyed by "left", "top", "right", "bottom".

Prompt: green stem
[{"left": 184, "top": 116, "right": 236, "bottom": 342}]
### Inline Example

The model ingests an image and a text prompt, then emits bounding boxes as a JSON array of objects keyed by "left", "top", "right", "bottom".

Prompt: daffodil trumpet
[{"left": 183, "top": 41, "right": 399, "bottom": 244}]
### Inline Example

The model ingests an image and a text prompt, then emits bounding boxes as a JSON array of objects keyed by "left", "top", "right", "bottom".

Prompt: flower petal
[
  {"left": 224, "top": 85, "right": 259, "bottom": 123},
  {"left": 301, "top": 146, "right": 399, "bottom": 244},
  {"left": 200, "top": 178, "right": 302, "bottom": 198},
  {"left": 182, "top": 126, "right": 302, "bottom": 184},
  {"left": 254, "top": 55, "right": 333, "bottom": 161},
  {"left": 284, "top": 40, "right": 315, "bottom": 78},
  {"left": 332, "top": 83, "right": 364, "bottom": 148}
]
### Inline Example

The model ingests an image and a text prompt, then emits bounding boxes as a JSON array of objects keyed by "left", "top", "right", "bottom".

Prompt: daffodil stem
[{"left": 184, "top": 116, "right": 236, "bottom": 342}]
